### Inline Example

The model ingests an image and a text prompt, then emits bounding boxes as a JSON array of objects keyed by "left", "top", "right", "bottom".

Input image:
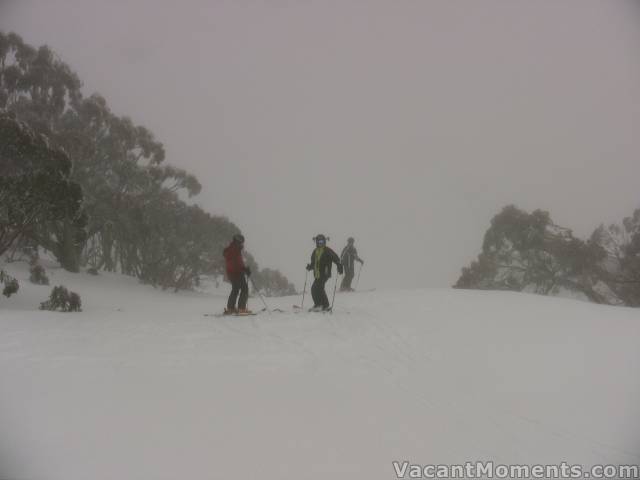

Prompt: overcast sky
[{"left": 2, "top": 0, "right": 639, "bottom": 289}]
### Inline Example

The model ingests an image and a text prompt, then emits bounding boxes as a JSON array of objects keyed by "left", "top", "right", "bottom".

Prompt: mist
[
  {"left": 2, "top": 0, "right": 639, "bottom": 289},
  {"left": 3, "top": 2, "right": 640, "bottom": 477}
]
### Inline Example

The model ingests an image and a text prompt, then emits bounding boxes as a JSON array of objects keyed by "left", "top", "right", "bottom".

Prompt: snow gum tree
[
  {"left": 0, "top": 111, "right": 86, "bottom": 270},
  {"left": 591, "top": 209, "right": 640, "bottom": 306},
  {"left": 454, "top": 205, "right": 607, "bottom": 303},
  {"left": 0, "top": 31, "right": 295, "bottom": 293}
]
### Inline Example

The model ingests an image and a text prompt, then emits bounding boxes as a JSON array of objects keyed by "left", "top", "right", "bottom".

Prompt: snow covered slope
[{"left": 1, "top": 262, "right": 639, "bottom": 480}]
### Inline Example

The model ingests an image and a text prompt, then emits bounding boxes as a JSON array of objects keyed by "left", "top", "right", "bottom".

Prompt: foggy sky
[{"left": 2, "top": 0, "right": 639, "bottom": 290}]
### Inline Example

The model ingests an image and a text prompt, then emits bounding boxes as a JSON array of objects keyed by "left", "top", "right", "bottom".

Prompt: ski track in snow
[{"left": 1, "top": 263, "right": 639, "bottom": 479}]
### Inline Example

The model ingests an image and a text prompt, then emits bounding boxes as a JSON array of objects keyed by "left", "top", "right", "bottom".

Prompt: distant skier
[
  {"left": 223, "top": 234, "right": 252, "bottom": 314},
  {"left": 340, "top": 237, "right": 364, "bottom": 292},
  {"left": 306, "top": 234, "right": 343, "bottom": 311}
]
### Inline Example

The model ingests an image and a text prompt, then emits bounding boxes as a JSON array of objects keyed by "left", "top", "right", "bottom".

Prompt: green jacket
[{"left": 308, "top": 247, "right": 342, "bottom": 280}]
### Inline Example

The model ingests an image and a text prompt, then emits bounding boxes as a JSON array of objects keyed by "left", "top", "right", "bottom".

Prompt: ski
[
  {"left": 204, "top": 312, "right": 258, "bottom": 318},
  {"left": 292, "top": 305, "right": 337, "bottom": 314},
  {"left": 338, "top": 288, "right": 375, "bottom": 293},
  {"left": 258, "top": 307, "right": 287, "bottom": 313},
  {"left": 205, "top": 307, "right": 290, "bottom": 317}
]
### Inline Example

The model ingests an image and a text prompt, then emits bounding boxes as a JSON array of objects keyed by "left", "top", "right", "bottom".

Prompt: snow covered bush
[
  {"left": 39, "top": 285, "right": 82, "bottom": 312},
  {"left": 1, "top": 270, "right": 19, "bottom": 298},
  {"left": 251, "top": 267, "right": 297, "bottom": 297},
  {"left": 29, "top": 263, "right": 50, "bottom": 285}
]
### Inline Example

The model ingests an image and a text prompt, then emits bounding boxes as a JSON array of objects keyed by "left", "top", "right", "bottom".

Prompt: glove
[
  {"left": 244, "top": 267, "right": 251, "bottom": 276},
  {"left": 306, "top": 263, "right": 313, "bottom": 271},
  {"left": 337, "top": 264, "right": 344, "bottom": 275}
]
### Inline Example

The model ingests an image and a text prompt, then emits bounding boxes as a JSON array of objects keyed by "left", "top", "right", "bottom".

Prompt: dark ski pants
[
  {"left": 340, "top": 268, "right": 354, "bottom": 291},
  {"left": 311, "top": 276, "right": 330, "bottom": 309},
  {"left": 227, "top": 274, "right": 248, "bottom": 310}
]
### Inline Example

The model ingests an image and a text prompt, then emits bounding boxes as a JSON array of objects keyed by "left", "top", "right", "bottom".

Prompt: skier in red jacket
[{"left": 223, "top": 234, "right": 251, "bottom": 314}]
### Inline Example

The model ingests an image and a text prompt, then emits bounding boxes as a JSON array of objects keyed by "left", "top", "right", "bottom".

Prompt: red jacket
[{"left": 223, "top": 241, "right": 246, "bottom": 276}]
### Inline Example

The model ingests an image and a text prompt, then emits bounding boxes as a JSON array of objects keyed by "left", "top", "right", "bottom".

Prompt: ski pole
[
  {"left": 330, "top": 272, "right": 340, "bottom": 314},
  {"left": 354, "top": 263, "right": 363, "bottom": 290},
  {"left": 300, "top": 269, "right": 308, "bottom": 309},
  {"left": 248, "top": 274, "right": 270, "bottom": 313}
]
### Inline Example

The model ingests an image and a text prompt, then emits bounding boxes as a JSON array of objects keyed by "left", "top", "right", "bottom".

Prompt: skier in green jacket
[{"left": 306, "top": 234, "right": 343, "bottom": 311}]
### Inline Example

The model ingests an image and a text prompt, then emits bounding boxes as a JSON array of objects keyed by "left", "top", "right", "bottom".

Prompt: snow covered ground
[{"left": 1, "top": 261, "right": 639, "bottom": 480}]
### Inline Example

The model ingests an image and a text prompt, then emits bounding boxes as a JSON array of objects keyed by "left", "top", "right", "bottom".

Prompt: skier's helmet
[
  {"left": 314, "top": 234, "right": 326, "bottom": 246},
  {"left": 348, "top": 237, "right": 355, "bottom": 244},
  {"left": 233, "top": 233, "right": 245, "bottom": 244}
]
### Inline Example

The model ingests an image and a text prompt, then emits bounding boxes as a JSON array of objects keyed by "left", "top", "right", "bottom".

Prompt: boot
[{"left": 224, "top": 307, "right": 237, "bottom": 315}]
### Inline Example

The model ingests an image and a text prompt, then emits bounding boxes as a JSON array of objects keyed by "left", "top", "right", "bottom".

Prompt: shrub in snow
[
  {"left": 39, "top": 285, "right": 82, "bottom": 312},
  {"left": 251, "top": 267, "right": 297, "bottom": 297},
  {"left": 29, "top": 264, "right": 50, "bottom": 285},
  {"left": 1, "top": 270, "right": 19, "bottom": 298}
]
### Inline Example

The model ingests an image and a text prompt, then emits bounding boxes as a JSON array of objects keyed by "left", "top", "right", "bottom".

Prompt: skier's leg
[
  {"left": 227, "top": 275, "right": 240, "bottom": 310},
  {"left": 340, "top": 273, "right": 349, "bottom": 291},
  {"left": 311, "top": 278, "right": 321, "bottom": 307},
  {"left": 344, "top": 269, "right": 354, "bottom": 290},
  {"left": 238, "top": 275, "right": 249, "bottom": 309},
  {"left": 319, "top": 277, "right": 330, "bottom": 309}
]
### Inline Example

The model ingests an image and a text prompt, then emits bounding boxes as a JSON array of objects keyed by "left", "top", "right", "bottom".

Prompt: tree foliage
[
  {"left": 252, "top": 267, "right": 297, "bottom": 297},
  {"left": 1, "top": 31, "right": 293, "bottom": 293},
  {"left": 243, "top": 251, "right": 297, "bottom": 297},
  {"left": 590, "top": 209, "right": 640, "bottom": 306},
  {"left": 0, "top": 111, "right": 86, "bottom": 269},
  {"left": 455, "top": 205, "right": 609, "bottom": 303}
]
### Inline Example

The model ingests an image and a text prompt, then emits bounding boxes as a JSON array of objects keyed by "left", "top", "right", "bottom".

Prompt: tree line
[
  {"left": 455, "top": 204, "right": 640, "bottom": 306},
  {"left": 0, "top": 31, "right": 295, "bottom": 299}
]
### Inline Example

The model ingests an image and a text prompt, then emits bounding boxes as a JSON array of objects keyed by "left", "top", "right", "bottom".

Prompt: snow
[{"left": 1, "top": 261, "right": 639, "bottom": 480}]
